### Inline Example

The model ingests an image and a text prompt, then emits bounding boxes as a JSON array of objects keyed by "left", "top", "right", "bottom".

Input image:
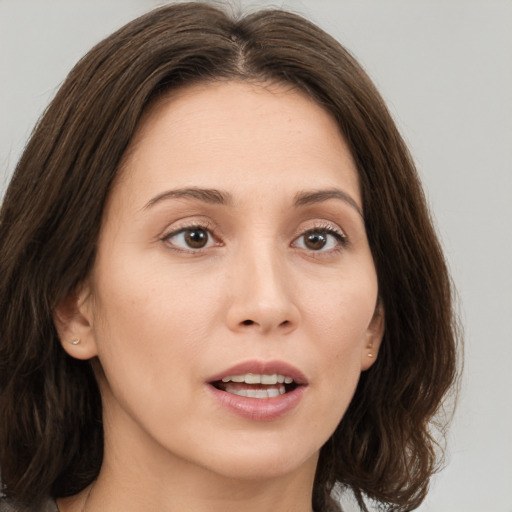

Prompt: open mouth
[{"left": 211, "top": 373, "right": 299, "bottom": 399}]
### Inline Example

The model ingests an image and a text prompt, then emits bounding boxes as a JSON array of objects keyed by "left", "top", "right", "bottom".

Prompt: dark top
[{"left": 0, "top": 497, "right": 58, "bottom": 512}]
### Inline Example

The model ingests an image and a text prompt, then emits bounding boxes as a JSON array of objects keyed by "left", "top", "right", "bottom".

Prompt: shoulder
[{"left": 0, "top": 496, "right": 58, "bottom": 512}]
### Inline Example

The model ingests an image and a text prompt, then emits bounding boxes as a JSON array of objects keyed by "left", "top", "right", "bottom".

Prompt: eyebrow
[
  {"left": 143, "top": 187, "right": 232, "bottom": 209},
  {"left": 143, "top": 186, "right": 362, "bottom": 218},
  {"left": 293, "top": 189, "right": 363, "bottom": 218}
]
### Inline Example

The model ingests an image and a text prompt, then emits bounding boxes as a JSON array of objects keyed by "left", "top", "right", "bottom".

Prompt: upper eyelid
[
  {"left": 291, "top": 221, "right": 347, "bottom": 239},
  {"left": 161, "top": 218, "right": 218, "bottom": 237}
]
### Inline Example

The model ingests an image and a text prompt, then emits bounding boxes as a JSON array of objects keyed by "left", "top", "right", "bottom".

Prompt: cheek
[
  {"left": 90, "top": 290, "right": 209, "bottom": 434},
  {"left": 93, "top": 249, "right": 219, "bottom": 339},
  {"left": 302, "top": 267, "right": 378, "bottom": 346},
  {"left": 301, "top": 269, "right": 377, "bottom": 412},
  {"left": 88, "top": 260, "right": 219, "bottom": 404}
]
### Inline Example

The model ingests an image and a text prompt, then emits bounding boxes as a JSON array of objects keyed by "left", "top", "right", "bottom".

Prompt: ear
[
  {"left": 53, "top": 282, "right": 98, "bottom": 360},
  {"left": 361, "top": 301, "right": 385, "bottom": 371}
]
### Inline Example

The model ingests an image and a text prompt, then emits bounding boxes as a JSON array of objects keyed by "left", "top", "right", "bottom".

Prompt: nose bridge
[{"left": 226, "top": 234, "right": 299, "bottom": 334}]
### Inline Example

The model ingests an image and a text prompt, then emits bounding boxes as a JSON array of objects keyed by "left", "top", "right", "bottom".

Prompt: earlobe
[
  {"left": 361, "top": 302, "right": 385, "bottom": 371},
  {"left": 53, "top": 283, "right": 98, "bottom": 360}
]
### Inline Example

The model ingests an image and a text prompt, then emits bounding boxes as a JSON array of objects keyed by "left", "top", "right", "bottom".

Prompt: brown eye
[
  {"left": 293, "top": 227, "right": 346, "bottom": 252},
  {"left": 165, "top": 226, "right": 213, "bottom": 250},
  {"left": 303, "top": 230, "right": 327, "bottom": 250},
  {"left": 184, "top": 228, "right": 209, "bottom": 248}
]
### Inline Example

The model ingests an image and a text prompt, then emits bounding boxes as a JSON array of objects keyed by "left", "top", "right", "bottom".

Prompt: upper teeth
[{"left": 221, "top": 373, "right": 294, "bottom": 385}]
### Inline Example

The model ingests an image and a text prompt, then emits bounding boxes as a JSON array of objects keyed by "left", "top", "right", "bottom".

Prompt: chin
[{"left": 192, "top": 435, "right": 321, "bottom": 482}]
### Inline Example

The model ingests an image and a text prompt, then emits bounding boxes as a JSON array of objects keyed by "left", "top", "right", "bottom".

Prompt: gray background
[{"left": 1, "top": 1, "right": 511, "bottom": 510}]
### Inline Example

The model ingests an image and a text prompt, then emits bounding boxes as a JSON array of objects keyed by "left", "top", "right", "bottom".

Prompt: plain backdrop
[{"left": 1, "top": 1, "right": 511, "bottom": 511}]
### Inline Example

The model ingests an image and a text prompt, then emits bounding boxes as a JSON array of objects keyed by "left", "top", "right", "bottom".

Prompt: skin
[{"left": 56, "top": 81, "right": 384, "bottom": 512}]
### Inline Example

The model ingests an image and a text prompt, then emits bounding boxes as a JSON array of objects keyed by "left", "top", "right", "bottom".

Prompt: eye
[
  {"left": 163, "top": 226, "right": 215, "bottom": 250},
  {"left": 293, "top": 228, "right": 346, "bottom": 252}
]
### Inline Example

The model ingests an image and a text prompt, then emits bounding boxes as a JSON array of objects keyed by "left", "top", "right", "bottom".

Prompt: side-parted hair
[{"left": 0, "top": 3, "right": 459, "bottom": 511}]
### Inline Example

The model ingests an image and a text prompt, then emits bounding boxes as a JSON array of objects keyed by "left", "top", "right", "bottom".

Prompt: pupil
[
  {"left": 185, "top": 229, "right": 208, "bottom": 248},
  {"left": 305, "top": 231, "right": 326, "bottom": 250}
]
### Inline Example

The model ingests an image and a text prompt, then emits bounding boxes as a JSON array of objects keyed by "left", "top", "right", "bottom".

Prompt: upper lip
[{"left": 207, "top": 360, "right": 308, "bottom": 386}]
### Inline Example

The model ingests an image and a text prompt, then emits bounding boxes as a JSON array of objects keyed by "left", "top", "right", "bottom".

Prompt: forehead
[{"left": 115, "top": 80, "right": 361, "bottom": 208}]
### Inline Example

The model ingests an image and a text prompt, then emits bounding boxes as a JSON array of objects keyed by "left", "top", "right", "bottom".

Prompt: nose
[{"left": 225, "top": 245, "right": 300, "bottom": 335}]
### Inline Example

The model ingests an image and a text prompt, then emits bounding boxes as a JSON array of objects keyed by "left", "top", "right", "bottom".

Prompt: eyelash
[
  {"left": 161, "top": 221, "right": 348, "bottom": 254},
  {"left": 291, "top": 223, "right": 348, "bottom": 255}
]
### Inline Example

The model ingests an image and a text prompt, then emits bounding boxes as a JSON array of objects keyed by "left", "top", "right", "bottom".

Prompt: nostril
[
  {"left": 242, "top": 319, "right": 255, "bottom": 326},
  {"left": 279, "top": 320, "right": 290, "bottom": 328}
]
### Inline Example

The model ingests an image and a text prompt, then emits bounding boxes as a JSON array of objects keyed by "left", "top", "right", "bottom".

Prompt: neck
[{"left": 84, "top": 464, "right": 316, "bottom": 512}]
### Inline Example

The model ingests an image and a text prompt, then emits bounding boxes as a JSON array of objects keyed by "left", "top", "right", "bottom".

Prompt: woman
[{"left": 0, "top": 3, "right": 459, "bottom": 511}]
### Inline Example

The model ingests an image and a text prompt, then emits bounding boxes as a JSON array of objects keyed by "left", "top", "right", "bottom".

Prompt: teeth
[
  {"left": 246, "top": 388, "right": 265, "bottom": 398},
  {"left": 224, "top": 384, "right": 286, "bottom": 398},
  {"left": 266, "top": 387, "right": 282, "bottom": 398},
  {"left": 261, "top": 374, "right": 277, "bottom": 385},
  {"left": 245, "top": 373, "right": 261, "bottom": 384},
  {"left": 221, "top": 373, "right": 294, "bottom": 385}
]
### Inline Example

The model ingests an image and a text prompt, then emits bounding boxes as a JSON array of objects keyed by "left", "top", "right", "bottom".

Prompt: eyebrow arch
[
  {"left": 293, "top": 189, "right": 363, "bottom": 218},
  {"left": 143, "top": 187, "right": 232, "bottom": 210}
]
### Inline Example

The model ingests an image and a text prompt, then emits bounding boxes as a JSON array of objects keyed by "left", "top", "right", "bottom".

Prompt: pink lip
[{"left": 206, "top": 360, "right": 308, "bottom": 422}]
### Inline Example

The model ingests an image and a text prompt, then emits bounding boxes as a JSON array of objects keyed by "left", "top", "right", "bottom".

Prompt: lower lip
[{"left": 206, "top": 384, "right": 306, "bottom": 421}]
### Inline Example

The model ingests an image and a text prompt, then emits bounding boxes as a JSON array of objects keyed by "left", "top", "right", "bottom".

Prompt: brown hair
[{"left": 0, "top": 3, "right": 459, "bottom": 511}]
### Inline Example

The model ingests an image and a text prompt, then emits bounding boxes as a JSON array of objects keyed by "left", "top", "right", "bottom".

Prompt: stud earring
[{"left": 70, "top": 339, "right": 81, "bottom": 345}]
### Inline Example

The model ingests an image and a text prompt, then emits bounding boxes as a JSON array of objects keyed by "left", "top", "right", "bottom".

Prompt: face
[{"left": 58, "top": 81, "right": 383, "bottom": 484}]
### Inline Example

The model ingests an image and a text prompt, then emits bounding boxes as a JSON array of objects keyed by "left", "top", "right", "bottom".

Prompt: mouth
[
  {"left": 211, "top": 373, "right": 299, "bottom": 399},
  {"left": 206, "top": 361, "right": 307, "bottom": 420}
]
